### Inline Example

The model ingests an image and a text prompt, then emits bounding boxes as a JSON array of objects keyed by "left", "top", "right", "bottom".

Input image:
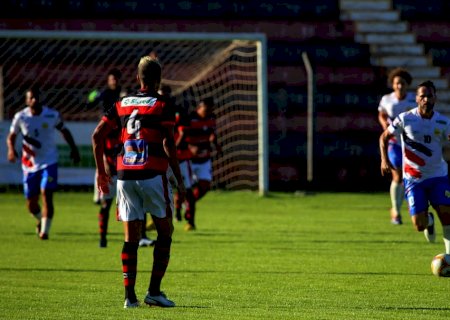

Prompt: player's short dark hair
[
  {"left": 201, "top": 96, "right": 215, "bottom": 108},
  {"left": 417, "top": 80, "right": 436, "bottom": 93},
  {"left": 27, "top": 86, "right": 40, "bottom": 100},
  {"left": 388, "top": 67, "right": 412, "bottom": 85},
  {"left": 138, "top": 56, "right": 161, "bottom": 86},
  {"left": 108, "top": 68, "right": 122, "bottom": 80}
]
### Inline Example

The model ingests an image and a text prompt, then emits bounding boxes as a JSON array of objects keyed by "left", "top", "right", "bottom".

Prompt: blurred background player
[
  {"left": 6, "top": 86, "right": 80, "bottom": 240},
  {"left": 96, "top": 132, "right": 118, "bottom": 247},
  {"left": 92, "top": 55, "right": 185, "bottom": 308},
  {"left": 378, "top": 68, "right": 415, "bottom": 225},
  {"left": 88, "top": 68, "right": 124, "bottom": 205},
  {"left": 171, "top": 91, "right": 195, "bottom": 223},
  {"left": 179, "top": 97, "right": 222, "bottom": 231},
  {"left": 380, "top": 80, "right": 450, "bottom": 253}
]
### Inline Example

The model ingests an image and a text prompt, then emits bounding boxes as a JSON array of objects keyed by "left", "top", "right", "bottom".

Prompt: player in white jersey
[
  {"left": 380, "top": 81, "right": 450, "bottom": 255},
  {"left": 378, "top": 68, "right": 415, "bottom": 225},
  {"left": 6, "top": 87, "right": 80, "bottom": 240}
]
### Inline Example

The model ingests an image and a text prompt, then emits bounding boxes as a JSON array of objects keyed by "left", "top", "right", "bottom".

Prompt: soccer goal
[{"left": 0, "top": 30, "right": 268, "bottom": 194}]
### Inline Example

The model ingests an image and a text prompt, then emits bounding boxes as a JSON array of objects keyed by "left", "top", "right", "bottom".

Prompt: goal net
[{"left": 0, "top": 30, "right": 267, "bottom": 193}]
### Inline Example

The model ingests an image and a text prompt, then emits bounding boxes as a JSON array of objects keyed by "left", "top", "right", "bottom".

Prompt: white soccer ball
[{"left": 431, "top": 253, "right": 450, "bottom": 277}]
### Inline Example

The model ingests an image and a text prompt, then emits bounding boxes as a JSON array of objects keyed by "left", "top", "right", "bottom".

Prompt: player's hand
[
  {"left": 7, "top": 149, "right": 18, "bottom": 163},
  {"left": 188, "top": 144, "right": 199, "bottom": 156},
  {"left": 104, "top": 160, "right": 112, "bottom": 177},
  {"left": 380, "top": 159, "right": 393, "bottom": 176},
  {"left": 70, "top": 148, "right": 81, "bottom": 164},
  {"left": 97, "top": 171, "right": 112, "bottom": 195}
]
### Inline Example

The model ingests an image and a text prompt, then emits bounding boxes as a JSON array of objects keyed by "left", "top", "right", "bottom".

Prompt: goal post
[{"left": 0, "top": 30, "right": 268, "bottom": 195}]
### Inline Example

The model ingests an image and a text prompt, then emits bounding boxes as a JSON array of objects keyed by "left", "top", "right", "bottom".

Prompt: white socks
[
  {"left": 443, "top": 225, "right": 450, "bottom": 255},
  {"left": 41, "top": 217, "right": 52, "bottom": 235},
  {"left": 390, "top": 181, "right": 404, "bottom": 215}
]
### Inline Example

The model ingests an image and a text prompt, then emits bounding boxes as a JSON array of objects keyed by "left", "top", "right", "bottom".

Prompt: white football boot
[{"left": 144, "top": 292, "right": 175, "bottom": 307}]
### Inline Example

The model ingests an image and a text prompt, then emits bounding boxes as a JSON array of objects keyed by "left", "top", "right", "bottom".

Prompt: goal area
[{"left": 0, "top": 30, "right": 268, "bottom": 194}]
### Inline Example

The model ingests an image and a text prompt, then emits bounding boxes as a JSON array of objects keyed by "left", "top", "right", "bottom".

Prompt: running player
[
  {"left": 380, "top": 80, "right": 450, "bottom": 254},
  {"left": 92, "top": 55, "right": 185, "bottom": 308},
  {"left": 6, "top": 86, "right": 80, "bottom": 240},
  {"left": 180, "top": 97, "right": 222, "bottom": 231},
  {"left": 378, "top": 67, "right": 415, "bottom": 224}
]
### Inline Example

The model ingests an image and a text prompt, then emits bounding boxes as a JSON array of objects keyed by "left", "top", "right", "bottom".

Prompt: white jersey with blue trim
[
  {"left": 378, "top": 91, "right": 416, "bottom": 122},
  {"left": 10, "top": 106, "right": 64, "bottom": 173},
  {"left": 388, "top": 107, "right": 450, "bottom": 183}
]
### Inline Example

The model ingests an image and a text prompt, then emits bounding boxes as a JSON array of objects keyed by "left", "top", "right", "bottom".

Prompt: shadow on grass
[
  {"left": 380, "top": 306, "right": 450, "bottom": 311},
  {"left": 0, "top": 267, "right": 118, "bottom": 273},
  {"left": 0, "top": 267, "right": 428, "bottom": 277},
  {"left": 23, "top": 231, "right": 123, "bottom": 237}
]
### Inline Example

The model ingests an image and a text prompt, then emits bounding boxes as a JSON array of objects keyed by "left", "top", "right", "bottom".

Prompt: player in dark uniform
[
  {"left": 92, "top": 56, "right": 185, "bottom": 308},
  {"left": 179, "top": 97, "right": 222, "bottom": 230}
]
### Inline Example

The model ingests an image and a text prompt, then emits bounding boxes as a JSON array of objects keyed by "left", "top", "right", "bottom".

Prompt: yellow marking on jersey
[
  {"left": 445, "top": 190, "right": 450, "bottom": 198},
  {"left": 42, "top": 122, "right": 49, "bottom": 129},
  {"left": 434, "top": 128, "right": 441, "bottom": 136}
]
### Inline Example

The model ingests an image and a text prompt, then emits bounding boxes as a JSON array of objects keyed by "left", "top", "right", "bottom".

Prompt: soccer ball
[{"left": 431, "top": 253, "right": 450, "bottom": 277}]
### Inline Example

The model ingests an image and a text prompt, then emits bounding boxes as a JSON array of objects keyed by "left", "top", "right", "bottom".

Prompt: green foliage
[{"left": 1, "top": 191, "right": 449, "bottom": 319}]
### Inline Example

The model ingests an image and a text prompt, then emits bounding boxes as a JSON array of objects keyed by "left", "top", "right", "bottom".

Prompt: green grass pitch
[{"left": 1, "top": 190, "right": 449, "bottom": 319}]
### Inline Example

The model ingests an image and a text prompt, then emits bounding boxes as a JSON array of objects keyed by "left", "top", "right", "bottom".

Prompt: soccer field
[{"left": 1, "top": 191, "right": 449, "bottom": 320}]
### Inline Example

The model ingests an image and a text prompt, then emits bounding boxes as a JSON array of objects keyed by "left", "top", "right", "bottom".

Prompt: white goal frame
[{"left": 0, "top": 30, "right": 268, "bottom": 195}]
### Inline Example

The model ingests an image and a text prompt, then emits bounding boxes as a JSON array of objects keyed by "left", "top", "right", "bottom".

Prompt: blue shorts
[
  {"left": 23, "top": 163, "right": 58, "bottom": 199},
  {"left": 388, "top": 141, "right": 402, "bottom": 170},
  {"left": 404, "top": 176, "right": 450, "bottom": 215}
]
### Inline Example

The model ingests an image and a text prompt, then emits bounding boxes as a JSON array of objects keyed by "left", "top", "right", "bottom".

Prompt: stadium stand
[{"left": 2, "top": 0, "right": 449, "bottom": 191}]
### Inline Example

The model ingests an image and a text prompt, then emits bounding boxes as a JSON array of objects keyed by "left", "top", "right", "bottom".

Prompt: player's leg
[
  {"left": 140, "top": 175, "right": 175, "bottom": 307},
  {"left": 184, "top": 188, "right": 196, "bottom": 229},
  {"left": 149, "top": 215, "right": 174, "bottom": 292},
  {"left": 23, "top": 171, "right": 42, "bottom": 235},
  {"left": 388, "top": 142, "right": 403, "bottom": 224},
  {"left": 122, "top": 220, "right": 142, "bottom": 307},
  {"left": 117, "top": 180, "right": 144, "bottom": 308},
  {"left": 434, "top": 205, "right": 450, "bottom": 254},
  {"left": 173, "top": 191, "right": 183, "bottom": 221},
  {"left": 406, "top": 179, "right": 435, "bottom": 242},
  {"left": 192, "top": 160, "right": 212, "bottom": 201},
  {"left": 139, "top": 214, "right": 156, "bottom": 247},
  {"left": 177, "top": 160, "right": 195, "bottom": 226},
  {"left": 39, "top": 164, "right": 58, "bottom": 239},
  {"left": 98, "top": 198, "right": 113, "bottom": 247},
  {"left": 429, "top": 177, "right": 450, "bottom": 252},
  {"left": 193, "top": 179, "right": 211, "bottom": 201},
  {"left": 186, "top": 161, "right": 211, "bottom": 231},
  {"left": 98, "top": 175, "right": 116, "bottom": 248}
]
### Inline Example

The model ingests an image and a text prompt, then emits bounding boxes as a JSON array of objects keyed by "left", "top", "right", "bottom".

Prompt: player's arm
[
  {"left": 209, "top": 131, "right": 222, "bottom": 154},
  {"left": 58, "top": 125, "right": 81, "bottom": 164},
  {"left": 378, "top": 110, "right": 390, "bottom": 131},
  {"left": 6, "top": 132, "right": 18, "bottom": 162},
  {"left": 163, "top": 126, "right": 186, "bottom": 201},
  {"left": 379, "top": 129, "right": 396, "bottom": 176},
  {"left": 92, "top": 119, "right": 114, "bottom": 194},
  {"left": 175, "top": 126, "right": 185, "bottom": 147},
  {"left": 380, "top": 114, "right": 403, "bottom": 176}
]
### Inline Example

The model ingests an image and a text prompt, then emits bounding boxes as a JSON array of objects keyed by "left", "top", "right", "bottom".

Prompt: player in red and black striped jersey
[
  {"left": 173, "top": 101, "right": 196, "bottom": 223},
  {"left": 92, "top": 56, "right": 185, "bottom": 308},
  {"left": 179, "top": 97, "right": 222, "bottom": 230}
]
